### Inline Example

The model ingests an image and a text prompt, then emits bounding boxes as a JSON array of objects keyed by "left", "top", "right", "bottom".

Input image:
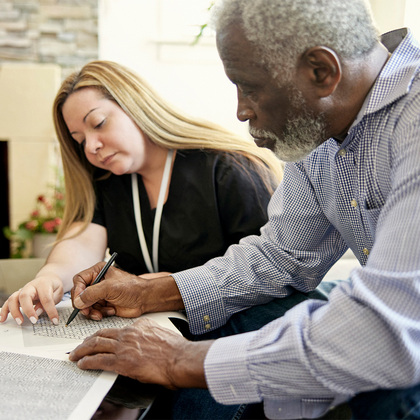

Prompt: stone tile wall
[{"left": 0, "top": 0, "right": 98, "bottom": 79}]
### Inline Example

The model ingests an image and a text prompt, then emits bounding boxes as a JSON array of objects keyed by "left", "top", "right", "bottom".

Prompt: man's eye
[{"left": 239, "top": 86, "right": 255, "bottom": 98}]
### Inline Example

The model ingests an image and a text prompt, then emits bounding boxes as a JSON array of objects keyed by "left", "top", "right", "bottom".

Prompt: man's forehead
[{"left": 216, "top": 25, "right": 263, "bottom": 72}]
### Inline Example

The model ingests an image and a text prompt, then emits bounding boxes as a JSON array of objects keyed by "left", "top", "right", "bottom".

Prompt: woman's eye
[{"left": 95, "top": 119, "right": 105, "bottom": 129}]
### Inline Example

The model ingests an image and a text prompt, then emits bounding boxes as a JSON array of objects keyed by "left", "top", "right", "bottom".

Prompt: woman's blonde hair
[{"left": 53, "top": 60, "right": 283, "bottom": 239}]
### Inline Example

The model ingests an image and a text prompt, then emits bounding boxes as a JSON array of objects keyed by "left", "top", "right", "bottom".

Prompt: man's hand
[
  {"left": 69, "top": 318, "right": 213, "bottom": 389},
  {"left": 72, "top": 263, "right": 184, "bottom": 321}
]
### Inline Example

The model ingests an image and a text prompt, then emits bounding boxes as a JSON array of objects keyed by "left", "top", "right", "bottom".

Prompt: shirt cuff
[
  {"left": 173, "top": 266, "right": 228, "bottom": 335},
  {"left": 204, "top": 333, "right": 340, "bottom": 420},
  {"left": 204, "top": 331, "right": 262, "bottom": 405}
]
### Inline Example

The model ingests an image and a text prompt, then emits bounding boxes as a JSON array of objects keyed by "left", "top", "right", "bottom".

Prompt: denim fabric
[
  {"left": 349, "top": 384, "right": 420, "bottom": 420},
  {"left": 144, "top": 388, "right": 247, "bottom": 420}
]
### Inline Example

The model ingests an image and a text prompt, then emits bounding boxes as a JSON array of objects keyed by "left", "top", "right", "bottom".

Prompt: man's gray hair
[{"left": 211, "top": 0, "right": 380, "bottom": 77}]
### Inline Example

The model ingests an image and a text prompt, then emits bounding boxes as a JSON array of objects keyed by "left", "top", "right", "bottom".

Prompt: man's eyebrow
[{"left": 227, "top": 73, "right": 258, "bottom": 86}]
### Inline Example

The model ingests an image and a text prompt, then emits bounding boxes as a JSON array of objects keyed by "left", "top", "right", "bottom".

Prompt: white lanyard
[{"left": 131, "top": 149, "right": 174, "bottom": 273}]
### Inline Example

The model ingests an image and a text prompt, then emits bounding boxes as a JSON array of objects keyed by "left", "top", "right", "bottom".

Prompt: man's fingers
[
  {"left": 75, "top": 353, "right": 119, "bottom": 371},
  {"left": 73, "top": 283, "right": 105, "bottom": 309},
  {"left": 73, "top": 262, "right": 106, "bottom": 287},
  {"left": 89, "top": 303, "right": 116, "bottom": 321},
  {"left": 69, "top": 329, "right": 119, "bottom": 361}
]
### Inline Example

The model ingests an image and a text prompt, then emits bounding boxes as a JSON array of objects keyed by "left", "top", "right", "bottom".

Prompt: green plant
[
  {"left": 192, "top": 1, "right": 214, "bottom": 45},
  {"left": 3, "top": 183, "right": 65, "bottom": 258}
]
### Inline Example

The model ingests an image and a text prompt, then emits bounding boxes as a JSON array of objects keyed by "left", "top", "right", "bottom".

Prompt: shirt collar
[{"left": 347, "top": 28, "right": 420, "bottom": 134}]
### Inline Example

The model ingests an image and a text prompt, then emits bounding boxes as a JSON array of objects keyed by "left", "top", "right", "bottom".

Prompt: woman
[{"left": 0, "top": 60, "right": 282, "bottom": 326}]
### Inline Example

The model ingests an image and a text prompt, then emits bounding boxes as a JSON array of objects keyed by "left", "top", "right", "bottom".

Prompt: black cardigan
[{"left": 92, "top": 149, "right": 274, "bottom": 275}]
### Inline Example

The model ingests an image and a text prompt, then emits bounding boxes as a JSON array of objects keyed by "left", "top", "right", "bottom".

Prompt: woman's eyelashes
[
  {"left": 94, "top": 118, "right": 106, "bottom": 129},
  {"left": 71, "top": 115, "right": 107, "bottom": 147}
]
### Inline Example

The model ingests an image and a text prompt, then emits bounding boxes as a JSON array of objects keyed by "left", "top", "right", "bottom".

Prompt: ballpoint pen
[{"left": 65, "top": 252, "right": 118, "bottom": 326}]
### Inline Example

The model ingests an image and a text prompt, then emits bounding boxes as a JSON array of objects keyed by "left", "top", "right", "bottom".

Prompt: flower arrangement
[
  {"left": 22, "top": 192, "right": 64, "bottom": 234},
  {"left": 3, "top": 185, "right": 65, "bottom": 258}
]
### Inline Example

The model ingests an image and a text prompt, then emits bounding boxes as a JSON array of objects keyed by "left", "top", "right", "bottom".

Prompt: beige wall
[
  {"left": 1, "top": 1, "right": 416, "bottom": 234},
  {"left": 99, "top": 0, "right": 419, "bottom": 142},
  {"left": 0, "top": 258, "right": 46, "bottom": 293},
  {"left": 369, "top": 0, "right": 420, "bottom": 38},
  {"left": 369, "top": 0, "right": 405, "bottom": 33},
  {"left": 0, "top": 63, "right": 61, "bottom": 230}
]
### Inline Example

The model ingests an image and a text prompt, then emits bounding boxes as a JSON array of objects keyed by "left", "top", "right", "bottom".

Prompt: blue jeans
[
  {"left": 349, "top": 384, "right": 420, "bottom": 419},
  {"left": 145, "top": 283, "right": 420, "bottom": 419}
]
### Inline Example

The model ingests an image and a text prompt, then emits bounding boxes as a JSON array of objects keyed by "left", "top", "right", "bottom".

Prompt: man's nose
[{"left": 236, "top": 92, "right": 256, "bottom": 122}]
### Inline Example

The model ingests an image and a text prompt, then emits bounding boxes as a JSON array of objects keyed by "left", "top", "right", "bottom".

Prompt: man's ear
[{"left": 297, "top": 46, "right": 342, "bottom": 97}]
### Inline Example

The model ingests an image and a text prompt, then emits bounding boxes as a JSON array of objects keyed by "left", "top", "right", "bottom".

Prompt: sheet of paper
[
  {"left": 0, "top": 300, "right": 187, "bottom": 351},
  {"left": 0, "top": 351, "right": 116, "bottom": 420},
  {"left": 0, "top": 299, "right": 188, "bottom": 419}
]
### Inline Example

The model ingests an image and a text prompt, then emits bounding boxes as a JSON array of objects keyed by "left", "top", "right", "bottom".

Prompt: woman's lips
[{"left": 100, "top": 153, "right": 116, "bottom": 165}]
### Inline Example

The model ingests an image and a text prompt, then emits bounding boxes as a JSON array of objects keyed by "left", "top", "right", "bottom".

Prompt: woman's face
[{"left": 62, "top": 87, "right": 156, "bottom": 175}]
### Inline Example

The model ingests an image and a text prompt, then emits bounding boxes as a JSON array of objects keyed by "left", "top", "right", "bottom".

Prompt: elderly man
[{"left": 69, "top": 0, "right": 420, "bottom": 418}]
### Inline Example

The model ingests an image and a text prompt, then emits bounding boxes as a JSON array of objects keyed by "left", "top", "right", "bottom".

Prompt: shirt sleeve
[
  {"left": 174, "top": 161, "right": 348, "bottom": 335},
  {"left": 203, "top": 88, "right": 420, "bottom": 417}
]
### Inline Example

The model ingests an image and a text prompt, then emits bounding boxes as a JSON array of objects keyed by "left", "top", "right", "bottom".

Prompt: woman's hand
[
  {"left": 0, "top": 223, "right": 108, "bottom": 326},
  {"left": 0, "top": 275, "right": 64, "bottom": 325}
]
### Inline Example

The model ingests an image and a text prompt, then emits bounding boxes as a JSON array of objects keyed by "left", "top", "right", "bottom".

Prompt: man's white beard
[
  {"left": 250, "top": 111, "right": 327, "bottom": 162},
  {"left": 249, "top": 86, "right": 327, "bottom": 162}
]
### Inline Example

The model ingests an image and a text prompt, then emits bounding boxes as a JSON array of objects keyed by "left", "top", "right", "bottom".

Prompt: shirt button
[
  {"left": 338, "top": 149, "right": 346, "bottom": 157},
  {"left": 363, "top": 248, "right": 370, "bottom": 256},
  {"left": 203, "top": 315, "right": 210, "bottom": 322},
  {"left": 351, "top": 199, "right": 358, "bottom": 208},
  {"left": 205, "top": 323, "right": 211, "bottom": 330}
]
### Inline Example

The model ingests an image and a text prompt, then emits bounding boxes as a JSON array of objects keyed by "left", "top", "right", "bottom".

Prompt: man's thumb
[{"left": 74, "top": 292, "right": 87, "bottom": 309}]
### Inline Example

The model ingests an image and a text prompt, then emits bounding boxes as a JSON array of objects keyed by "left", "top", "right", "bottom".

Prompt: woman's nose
[{"left": 84, "top": 135, "right": 103, "bottom": 154}]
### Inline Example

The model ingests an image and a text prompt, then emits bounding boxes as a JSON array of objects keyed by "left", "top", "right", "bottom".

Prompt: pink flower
[
  {"left": 37, "top": 195, "right": 45, "bottom": 203},
  {"left": 42, "top": 220, "right": 56, "bottom": 233},
  {"left": 30, "top": 210, "right": 40, "bottom": 218},
  {"left": 25, "top": 220, "right": 38, "bottom": 231}
]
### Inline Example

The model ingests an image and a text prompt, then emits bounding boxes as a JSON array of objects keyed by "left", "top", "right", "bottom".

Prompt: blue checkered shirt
[{"left": 173, "top": 29, "right": 420, "bottom": 418}]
